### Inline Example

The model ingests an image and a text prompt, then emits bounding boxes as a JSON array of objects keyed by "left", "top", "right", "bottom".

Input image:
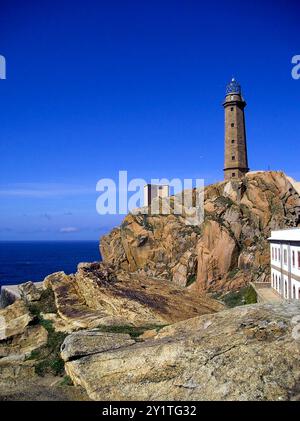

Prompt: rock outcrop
[
  {"left": 18, "top": 281, "right": 42, "bottom": 304},
  {"left": 100, "top": 171, "right": 300, "bottom": 292},
  {"left": 43, "top": 262, "right": 223, "bottom": 329},
  {"left": 0, "top": 300, "right": 33, "bottom": 340},
  {"left": 0, "top": 300, "right": 48, "bottom": 386},
  {"left": 65, "top": 301, "right": 300, "bottom": 401},
  {"left": 0, "top": 265, "right": 223, "bottom": 394},
  {"left": 61, "top": 330, "right": 135, "bottom": 362}
]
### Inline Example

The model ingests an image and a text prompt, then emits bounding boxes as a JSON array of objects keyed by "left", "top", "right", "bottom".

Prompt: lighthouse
[{"left": 223, "top": 78, "right": 249, "bottom": 180}]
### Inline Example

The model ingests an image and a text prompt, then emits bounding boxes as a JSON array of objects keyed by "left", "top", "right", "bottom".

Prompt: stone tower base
[{"left": 224, "top": 168, "right": 249, "bottom": 181}]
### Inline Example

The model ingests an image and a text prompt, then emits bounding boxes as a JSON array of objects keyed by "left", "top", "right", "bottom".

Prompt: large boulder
[
  {"left": 65, "top": 301, "right": 300, "bottom": 401},
  {"left": 61, "top": 329, "right": 135, "bottom": 362},
  {"left": 0, "top": 324, "right": 48, "bottom": 362},
  {"left": 0, "top": 300, "right": 33, "bottom": 340},
  {"left": 43, "top": 263, "right": 224, "bottom": 329},
  {"left": 0, "top": 301, "right": 48, "bottom": 388},
  {"left": 18, "top": 281, "right": 42, "bottom": 303}
]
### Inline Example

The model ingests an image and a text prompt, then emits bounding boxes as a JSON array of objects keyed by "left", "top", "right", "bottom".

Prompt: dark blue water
[{"left": 0, "top": 241, "right": 100, "bottom": 287}]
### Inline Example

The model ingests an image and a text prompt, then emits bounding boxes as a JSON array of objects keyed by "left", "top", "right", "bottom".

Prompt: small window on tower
[
  {"left": 231, "top": 123, "right": 234, "bottom": 127},
  {"left": 232, "top": 155, "right": 235, "bottom": 160},
  {"left": 232, "top": 172, "right": 236, "bottom": 177},
  {"left": 231, "top": 107, "right": 234, "bottom": 111},
  {"left": 231, "top": 139, "right": 235, "bottom": 144}
]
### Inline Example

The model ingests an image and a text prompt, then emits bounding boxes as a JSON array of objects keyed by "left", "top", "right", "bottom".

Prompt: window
[
  {"left": 232, "top": 156, "right": 235, "bottom": 161},
  {"left": 232, "top": 172, "right": 236, "bottom": 177},
  {"left": 275, "top": 248, "right": 277, "bottom": 260},
  {"left": 278, "top": 249, "right": 281, "bottom": 261},
  {"left": 231, "top": 107, "right": 234, "bottom": 111},
  {"left": 293, "top": 285, "right": 296, "bottom": 299},
  {"left": 298, "top": 251, "right": 300, "bottom": 269},
  {"left": 299, "top": 288, "right": 300, "bottom": 299},
  {"left": 285, "top": 281, "right": 287, "bottom": 298},
  {"left": 292, "top": 251, "right": 295, "bottom": 267},
  {"left": 272, "top": 247, "right": 274, "bottom": 260},
  {"left": 284, "top": 249, "right": 287, "bottom": 265},
  {"left": 231, "top": 139, "right": 235, "bottom": 144},
  {"left": 231, "top": 123, "right": 234, "bottom": 127}
]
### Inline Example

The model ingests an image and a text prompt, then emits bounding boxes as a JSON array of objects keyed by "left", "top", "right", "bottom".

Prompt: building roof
[{"left": 268, "top": 228, "right": 300, "bottom": 242}]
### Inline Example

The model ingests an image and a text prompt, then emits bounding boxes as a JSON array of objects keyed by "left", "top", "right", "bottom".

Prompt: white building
[
  {"left": 143, "top": 184, "right": 169, "bottom": 207},
  {"left": 268, "top": 228, "right": 300, "bottom": 300}
]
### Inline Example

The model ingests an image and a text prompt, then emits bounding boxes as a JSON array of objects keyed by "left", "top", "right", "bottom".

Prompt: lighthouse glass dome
[{"left": 226, "top": 78, "right": 241, "bottom": 95}]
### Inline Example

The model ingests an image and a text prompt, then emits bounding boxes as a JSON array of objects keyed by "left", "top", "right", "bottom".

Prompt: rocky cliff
[{"left": 101, "top": 171, "right": 300, "bottom": 293}]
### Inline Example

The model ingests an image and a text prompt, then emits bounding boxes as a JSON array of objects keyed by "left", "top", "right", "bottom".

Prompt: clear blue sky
[{"left": 0, "top": 0, "right": 299, "bottom": 240}]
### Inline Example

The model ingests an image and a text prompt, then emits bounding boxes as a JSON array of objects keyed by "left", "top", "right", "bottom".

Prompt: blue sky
[{"left": 0, "top": 0, "right": 299, "bottom": 240}]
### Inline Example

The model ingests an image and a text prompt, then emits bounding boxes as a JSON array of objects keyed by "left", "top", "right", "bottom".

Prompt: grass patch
[
  {"left": 60, "top": 375, "right": 73, "bottom": 386},
  {"left": 215, "top": 196, "right": 234, "bottom": 208},
  {"left": 243, "top": 285, "right": 257, "bottom": 304},
  {"left": 34, "top": 358, "right": 65, "bottom": 377},
  {"left": 222, "top": 285, "right": 257, "bottom": 308},
  {"left": 227, "top": 268, "right": 240, "bottom": 279},
  {"left": 27, "top": 298, "right": 67, "bottom": 377},
  {"left": 28, "top": 320, "right": 67, "bottom": 376},
  {"left": 96, "top": 324, "right": 167, "bottom": 339},
  {"left": 186, "top": 274, "right": 196, "bottom": 287}
]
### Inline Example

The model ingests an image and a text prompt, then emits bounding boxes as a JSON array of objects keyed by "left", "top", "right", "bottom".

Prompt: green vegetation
[
  {"left": 227, "top": 268, "right": 240, "bottom": 279},
  {"left": 27, "top": 295, "right": 67, "bottom": 377},
  {"left": 186, "top": 274, "right": 196, "bottom": 287},
  {"left": 244, "top": 285, "right": 257, "bottom": 304},
  {"left": 60, "top": 375, "right": 73, "bottom": 386},
  {"left": 141, "top": 215, "right": 154, "bottom": 232},
  {"left": 28, "top": 288, "right": 57, "bottom": 315},
  {"left": 96, "top": 324, "right": 167, "bottom": 339},
  {"left": 27, "top": 317, "right": 67, "bottom": 376},
  {"left": 192, "top": 226, "right": 202, "bottom": 236},
  {"left": 239, "top": 203, "right": 251, "bottom": 218},
  {"left": 34, "top": 356, "right": 65, "bottom": 377},
  {"left": 222, "top": 285, "right": 257, "bottom": 308},
  {"left": 269, "top": 199, "right": 283, "bottom": 214},
  {"left": 215, "top": 196, "right": 234, "bottom": 208}
]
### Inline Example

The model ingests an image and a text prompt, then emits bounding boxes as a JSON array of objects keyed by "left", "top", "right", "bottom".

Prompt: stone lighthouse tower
[{"left": 223, "top": 78, "right": 249, "bottom": 180}]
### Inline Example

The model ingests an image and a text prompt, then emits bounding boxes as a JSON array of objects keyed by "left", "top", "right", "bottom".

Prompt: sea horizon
[
  {"left": 0, "top": 240, "right": 101, "bottom": 287},
  {"left": 0, "top": 239, "right": 100, "bottom": 242}
]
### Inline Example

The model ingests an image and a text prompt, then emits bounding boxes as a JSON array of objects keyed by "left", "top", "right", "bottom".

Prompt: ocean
[{"left": 0, "top": 241, "right": 101, "bottom": 288}]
